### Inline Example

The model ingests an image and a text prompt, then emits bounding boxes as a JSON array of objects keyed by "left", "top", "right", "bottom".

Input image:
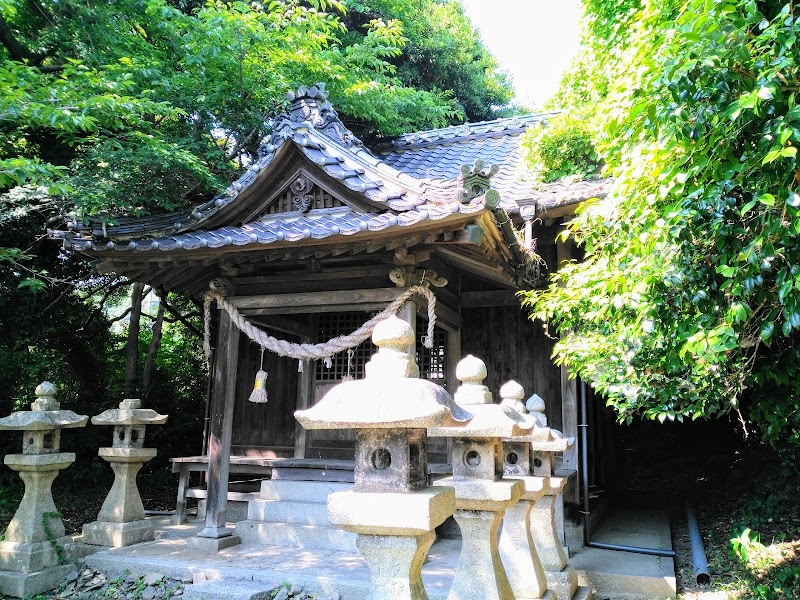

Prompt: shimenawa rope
[{"left": 203, "top": 284, "right": 437, "bottom": 365}]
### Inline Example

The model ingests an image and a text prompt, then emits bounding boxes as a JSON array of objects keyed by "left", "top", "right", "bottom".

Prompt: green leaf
[{"left": 758, "top": 193, "right": 776, "bottom": 206}]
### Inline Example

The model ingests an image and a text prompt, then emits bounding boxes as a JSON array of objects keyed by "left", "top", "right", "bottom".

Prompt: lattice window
[
  {"left": 315, "top": 313, "right": 375, "bottom": 381},
  {"left": 416, "top": 317, "right": 447, "bottom": 382},
  {"left": 315, "top": 312, "right": 448, "bottom": 382}
]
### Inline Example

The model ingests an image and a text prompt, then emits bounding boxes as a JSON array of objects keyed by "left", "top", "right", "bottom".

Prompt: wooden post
[
  {"left": 293, "top": 358, "right": 313, "bottom": 459},
  {"left": 556, "top": 237, "right": 579, "bottom": 506},
  {"left": 397, "top": 299, "right": 417, "bottom": 356},
  {"left": 198, "top": 309, "right": 239, "bottom": 539}
]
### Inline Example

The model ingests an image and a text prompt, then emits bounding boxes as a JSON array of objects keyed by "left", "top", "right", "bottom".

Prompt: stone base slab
[
  {"left": 433, "top": 477, "right": 523, "bottom": 511},
  {"left": 82, "top": 519, "right": 154, "bottom": 547},
  {"left": 328, "top": 487, "right": 455, "bottom": 535},
  {"left": 0, "top": 536, "right": 74, "bottom": 573},
  {"left": 0, "top": 563, "right": 73, "bottom": 598},
  {"left": 187, "top": 534, "right": 241, "bottom": 552}
]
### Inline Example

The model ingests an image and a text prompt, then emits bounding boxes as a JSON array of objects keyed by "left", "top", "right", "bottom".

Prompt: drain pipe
[
  {"left": 686, "top": 501, "right": 711, "bottom": 585},
  {"left": 580, "top": 381, "right": 677, "bottom": 558}
]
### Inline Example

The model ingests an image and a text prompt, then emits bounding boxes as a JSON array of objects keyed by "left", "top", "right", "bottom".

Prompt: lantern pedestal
[
  {"left": 82, "top": 448, "right": 157, "bottom": 547},
  {"left": 433, "top": 478, "right": 523, "bottom": 600},
  {"left": 498, "top": 476, "right": 553, "bottom": 600},
  {"left": 329, "top": 487, "right": 455, "bottom": 600},
  {"left": 0, "top": 454, "right": 77, "bottom": 578},
  {"left": 532, "top": 477, "right": 579, "bottom": 600}
]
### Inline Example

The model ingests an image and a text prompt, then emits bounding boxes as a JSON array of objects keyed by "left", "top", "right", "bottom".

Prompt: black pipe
[
  {"left": 580, "top": 381, "right": 677, "bottom": 558},
  {"left": 686, "top": 501, "right": 711, "bottom": 585},
  {"left": 587, "top": 540, "right": 676, "bottom": 558}
]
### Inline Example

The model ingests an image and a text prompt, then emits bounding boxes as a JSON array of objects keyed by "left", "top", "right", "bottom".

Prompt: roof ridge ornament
[
  {"left": 258, "top": 83, "right": 365, "bottom": 158},
  {"left": 456, "top": 159, "right": 500, "bottom": 204}
]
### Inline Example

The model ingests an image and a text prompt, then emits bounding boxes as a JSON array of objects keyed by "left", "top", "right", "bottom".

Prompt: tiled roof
[
  {"left": 378, "top": 114, "right": 611, "bottom": 213},
  {"left": 60, "top": 84, "right": 608, "bottom": 255},
  {"left": 67, "top": 84, "right": 462, "bottom": 242},
  {"left": 66, "top": 202, "right": 486, "bottom": 254}
]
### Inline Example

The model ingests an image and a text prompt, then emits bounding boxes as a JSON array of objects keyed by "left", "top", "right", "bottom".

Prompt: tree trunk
[
  {"left": 124, "top": 281, "right": 145, "bottom": 397},
  {"left": 142, "top": 293, "right": 165, "bottom": 402}
]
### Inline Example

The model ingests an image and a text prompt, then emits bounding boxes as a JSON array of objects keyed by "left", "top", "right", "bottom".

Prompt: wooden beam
[
  {"left": 231, "top": 266, "right": 391, "bottom": 287},
  {"left": 199, "top": 309, "right": 240, "bottom": 539},
  {"left": 434, "top": 247, "right": 517, "bottom": 288},
  {"left": 230, "top": 287, "right": 404, "bottom": 311},
  {"left": 293, "top": 359, "right": 313, "bottom": 459},
  {"left": 461, "top": 290, "right": 523, "bottom": 308},
  {"left": 240, "top": 302, "right": 394, "bottom": 316},
  {"left": 250, "top": 314, "right": 313, "bottom": 339}
]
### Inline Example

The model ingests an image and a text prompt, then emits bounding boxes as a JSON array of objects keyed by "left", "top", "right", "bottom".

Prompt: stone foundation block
[
  {"left": 0, "top": 563, "right": 73, "bottom": 598},
  {"left": 82, "top": 518, "right": 154, "bottom": 547},
  {"left": 186, "top": 534, "right": 241, "bottom": 552},
  {"left": 0, "top": 536, "right": 74, "bottom": 573}
]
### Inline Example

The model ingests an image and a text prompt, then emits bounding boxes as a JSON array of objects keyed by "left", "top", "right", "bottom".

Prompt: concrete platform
[
  {"left": 570, "top": 507, "right": 676, "bottom": 599},
  {"left": 83, "top": 507, "right": 676, "bottom": 600},
  {"left": 85, "top": 519, "right": 459, "bottom": 600}
]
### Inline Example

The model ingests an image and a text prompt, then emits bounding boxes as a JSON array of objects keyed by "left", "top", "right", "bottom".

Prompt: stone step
[
  {"left": 247, "top": 499, "right": 331, "bottom": 525},
  {"left": 183, "top": 578, "right": 267, "bottom": 600},
  {"left": 234, "top": 520, "right": 358, "bottom": 553},
  {"left": 259, "top": 480, "right": 353, "bottom": 502}
]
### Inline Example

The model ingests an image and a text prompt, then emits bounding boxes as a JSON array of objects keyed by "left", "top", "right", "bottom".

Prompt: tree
[
  {"left": 524, "top": 0, "right": 800, "bottom": 446},
  {"left": 0, "top": 0, "right": 513, "bottom": 422},
  {"left": 340, "top": 0, "right": 514, "bottom": 123}
]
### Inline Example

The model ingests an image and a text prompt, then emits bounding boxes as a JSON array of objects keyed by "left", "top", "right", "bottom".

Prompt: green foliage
[
  {"left": 0, "top": 0, "right": 509, "bottom": 225},
  {"left": 524, "top": 0, "right": 800, "bottom": 445},
  {"left": 521, "top": 113, "right": 599, "bottom": 183},
  {"left": 731, "top": 528, "right": 765, "bottom": 564},
  {"left": 0, "top": 0, "right": 511, "bottom": 451},
  {"left": 40, "top": 511, "right": 66, "bottom": 564},
  {"left": 341, "top": 0, "right": 514, "bottom": 123}
]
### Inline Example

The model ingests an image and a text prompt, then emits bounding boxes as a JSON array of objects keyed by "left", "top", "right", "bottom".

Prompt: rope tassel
[
  {"left": 249, "top": 369, "right": 268, "bottom": 403},
  {"left": 249, "top": 346, "right": 268, "bottom": 403}
]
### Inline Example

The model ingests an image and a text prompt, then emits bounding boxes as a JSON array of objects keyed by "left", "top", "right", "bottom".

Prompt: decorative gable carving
[{"left": 261, "top": 172, "right": 345, "bottom": 216}]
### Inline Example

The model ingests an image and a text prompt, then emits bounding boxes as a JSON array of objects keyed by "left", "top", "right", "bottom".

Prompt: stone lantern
[
  {"left": 428, "top": 356, "right": 533, "bottom": 600},
  {"left": 82, "top": 398, "right": 167, "bottom": 548},
  {"left": 524, "top": 399, "right": 591, "bottom": 600},
  {"left": 295, "top": 315, "right": 470, "bottom": 600},
  {"left": 497, "top": 380, "right": 553, "bottom": 600},
  {"left": 0, "top": 381, "right": 88, "bottom": 598}
]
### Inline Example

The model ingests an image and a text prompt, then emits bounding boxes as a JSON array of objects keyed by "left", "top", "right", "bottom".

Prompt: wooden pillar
[
  {"left": 199, "top": 309, "right": 239, "bottom": 539},
  {"left": 445, "top": 327, "right": 461, "bottom": 394},
  {"left": 293, "top": 358, "right": 313, "bottom": 459},
  {"left": 556, "top": 237, "right": 580, "bottom": 505},
  {"left": 397, "top": 299, "right": 417, "bottom": 355}
]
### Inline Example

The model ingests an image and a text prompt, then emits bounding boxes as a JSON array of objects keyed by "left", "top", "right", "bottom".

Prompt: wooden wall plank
[
  {"left": 461, "top": 306, "right": 561, "bottom": 426},
  {"left": 232, "top": 336, "right": 300, "bottom": 453}
]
